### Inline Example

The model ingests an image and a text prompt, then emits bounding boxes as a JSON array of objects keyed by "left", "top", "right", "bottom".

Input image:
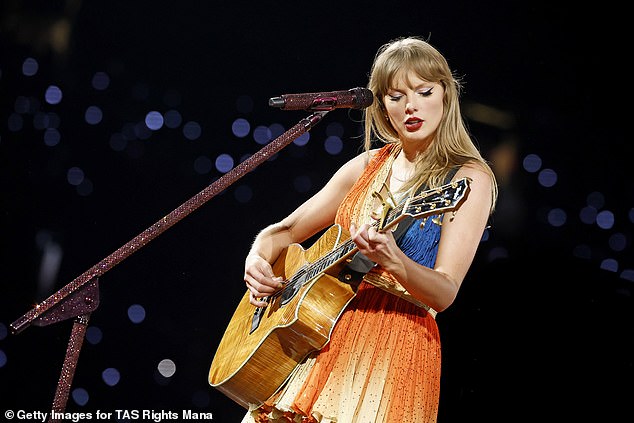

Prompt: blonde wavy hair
[{"left": 365, "top": 36, "right": 498, "bottom": 212}]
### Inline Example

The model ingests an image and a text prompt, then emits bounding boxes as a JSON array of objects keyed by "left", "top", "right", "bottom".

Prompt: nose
[{"left": 405, "top": 101, "right": 417, "bottom": 114}]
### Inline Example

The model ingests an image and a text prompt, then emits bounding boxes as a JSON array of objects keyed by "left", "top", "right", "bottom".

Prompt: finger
[
  {"left": 245, "top": 274, "right": 278, "bottom": 294},
  {"left": 273, "top": 276, "right": 286, "bottom": 289},
  {"left": 367, "top": 226, "right": 377, "bottom": 241},
  {"left": 249, "top": 291, "right": 268, "bottom": 307}
]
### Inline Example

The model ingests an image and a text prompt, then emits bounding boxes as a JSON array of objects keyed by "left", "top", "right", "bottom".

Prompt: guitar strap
[{"left": 337, "top": 166, "right": 459, "bottom": 287}]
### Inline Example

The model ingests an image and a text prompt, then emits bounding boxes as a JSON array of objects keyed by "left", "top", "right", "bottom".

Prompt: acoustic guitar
[{"left": 208, "top": 177, "right": 471, "bottom": 409}]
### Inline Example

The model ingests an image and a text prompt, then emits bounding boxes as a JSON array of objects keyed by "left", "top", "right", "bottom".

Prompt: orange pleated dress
[{"left": 243, "top": 143, "right": 442, "bottom": 423}]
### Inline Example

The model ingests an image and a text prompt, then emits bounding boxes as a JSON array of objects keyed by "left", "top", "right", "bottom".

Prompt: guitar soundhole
[{"left": 280, "top": 272, "right": 305, "bottom": 305}]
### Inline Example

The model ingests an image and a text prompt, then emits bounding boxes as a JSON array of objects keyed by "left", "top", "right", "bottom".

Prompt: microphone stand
[{"left": 9, "top": 109, "right": 330, "bottom": 421}]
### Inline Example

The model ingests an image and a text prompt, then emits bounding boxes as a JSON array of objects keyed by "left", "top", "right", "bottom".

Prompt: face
[{"left": 383, "top": 70, "right": 445, "bottom": 149}]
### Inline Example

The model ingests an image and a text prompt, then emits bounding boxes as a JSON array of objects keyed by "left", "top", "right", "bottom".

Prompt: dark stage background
[{"left": 1, "top": 2, "right": 632, "bottom": 422}]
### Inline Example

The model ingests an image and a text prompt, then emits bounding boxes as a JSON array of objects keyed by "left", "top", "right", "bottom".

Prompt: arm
[
  {"left": 244, "top": 150, "right": 372, "bottom": 306},
  {"left": 350, "top": 163, "right": 493, "bottom": 312}
]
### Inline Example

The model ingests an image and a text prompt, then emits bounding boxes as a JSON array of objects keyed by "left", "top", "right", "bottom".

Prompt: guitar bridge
[{"left": 249, "top": 297, "right": 269, "bottom": 334}]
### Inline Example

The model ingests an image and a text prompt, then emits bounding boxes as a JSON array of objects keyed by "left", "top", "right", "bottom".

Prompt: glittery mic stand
[{"left": 9, "top": 110, "right": 330, "bottom": 421}]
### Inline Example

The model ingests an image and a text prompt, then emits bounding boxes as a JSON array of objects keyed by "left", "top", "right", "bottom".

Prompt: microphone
[{"left": 269, "top": 87, "right": 374, "bottom": 111}]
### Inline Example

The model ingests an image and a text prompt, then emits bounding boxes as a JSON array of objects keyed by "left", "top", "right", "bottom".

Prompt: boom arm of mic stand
[
  {"left": 8, "top": 108, "right": 330, "bottom": 417},
  {"left": 10, "top": 109, "right": 330, "bottom": 335}
]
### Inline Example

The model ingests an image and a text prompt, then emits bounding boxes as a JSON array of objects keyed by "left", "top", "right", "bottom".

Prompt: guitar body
[
  {"left": 208, "top": 224, "right": 357, "bottom": 409},
  {"left": 208, "top": 177, "right": 471, "bottom": 410}
]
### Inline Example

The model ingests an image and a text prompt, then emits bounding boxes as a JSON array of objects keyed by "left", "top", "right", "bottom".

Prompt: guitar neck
[
  {"left": 299, "top": 203, "right": 406, "bottom": 282},
  {"left": 277, "top": 177, "right": 469, "bottom": 296}
]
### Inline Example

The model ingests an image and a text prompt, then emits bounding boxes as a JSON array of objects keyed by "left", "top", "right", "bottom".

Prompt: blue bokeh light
[
  {"left": 324, "top": 135, "right": 343, "bottom": 155},
  {"left": 102, "top": 368, "right": 121, "bottom": 386},
  {"left": 537, "top": 168, "right": 557, "bottom": 188},
  {"left": 596, "top": 210, "right": 615, "bottom": 230},
  {"left": 128, "top": 304, "right": 146, "bottom": 324},
  {"left": 215, "top": 154, "right": 234, "bottom": 173},
  {"left": 45, "top": 85, "right": 63, "bottom": 105},
  {"left": 145, "top": 111, "right": 164, "bottom": 130},
  {"left": 85, "top": 106, "right": 103, "bottom": 125},
  {"left": 72, "top": 388, "right": 90, "bottom": 406},
  {"left": 92, "top": 71, "right": 110, "bottom": 90},
  {"left": 522, "top": 153, "right": 542, "bottom": 173},
  {"left": 22, "top": 57, "right": 39, "bottom": 76},
  {"left": 232, "top": 118, "right": 250, "bottom": 138},
  {"left": 183, "top": 121, "right": 202, "bottom": 140}
]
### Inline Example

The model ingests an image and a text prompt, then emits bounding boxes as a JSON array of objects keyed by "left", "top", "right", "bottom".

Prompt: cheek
[
  {"left": 384, "top": 103, "right": 399, "bottom": 119},
  {"left": 425, "top": 99, "right": 445, "bottom": 122}
]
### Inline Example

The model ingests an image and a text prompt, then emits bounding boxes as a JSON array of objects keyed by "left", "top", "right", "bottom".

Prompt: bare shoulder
[
  {"left": 453, "top": 161, "right": 495, "bottom": 211},
  {"left": 454, "top": 161, "right": 492, "bottom": 187},
  {"left": 347, "top": 148, "right": 381, "bottom": 168},
  {"left": 333, "top": 148, "right": 381, "bottom": 184}
]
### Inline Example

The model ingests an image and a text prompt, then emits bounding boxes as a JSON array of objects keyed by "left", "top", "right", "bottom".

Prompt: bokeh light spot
[
  {"left": 85, "top": 106, "right": 103, "bottom": 125},
  {"left": 45, "top": 85, "right": 63, "bottom": 105},
  {"left": 579, "top": 206, "right": 597, "bottom": 225},
  {"left": 293, "top": 132, "right": 310, "bottom": 146},
  {"left": 537, "top": 168, "right": 557, "bottom": 187},
  {"left": 621, "top": 269, "right": 634, "bottom": 282},
  {"left": 44, "top": 128, "right": 61, "bottom": 146},
  {"left": 164, "top": 110, "right": 182, "bottom": 128},
  {"left": 608, "top": 233, "right": 627, "bottom": 252},
  {"left": 109, "top": 133, "right": 127, "bottom": 151},
  {"left": 157, "top": 359, "right": 176, "bottom": 378},
  {"left": 547, "top": 208, "right": 567, "bottom": 227},
  {"left": 183, "top": 121, "right": 202, "bottom": 140},
  {"left": 72, "top": 388, "right": 90, "bottom": 406},
  {"left": 269, "top": 123, "right": 285, "bottom": 139},
  {"left": 324, "top": 136, "right": 343, "bottom": 155},
  {"left": 522, "top": 153, "right": 542, "bottom": 173},
  {"left": 253, "top": 125, "right": 272, "bottom": 145},
  {"left": 145, "top": 111, "right": 164, "bottom": 130},
  {"left": 326, "top": 121, "right": 344, "bottom": 137},
  {"left": 76, "top": 178, "right": 94, "bottom": 196},
  {"left": 102, "top": 368, "right": 120, "bottom": 386},
  {"left": 232, "top": 118, "right": 250, "bottom": 138},
  {"left": 22, "top": 57, "right": 39, "bottom": 76},
  {"left": 586, "top": 191, "right": 605, "bottom": 209},
  {"left": 596, "top": 210, "right": 615, "bottom": 229},
  {"left": 127, "top": 304, "right": 146, "bottom": 324},
  {"left": 92, "top": 71, "right": 110, "bottom": 90},
  {"left": 67, "top": 167, "right": 85, "bottom": 186},
  {"left": 215, "top": 153, "right": 234, "bottom": 173},
  {"left": 86, "top": 326, "right": 103, "bottom": 345},
  {"left": 600, "top": 258, "right": 618, "bottom": 272},
  {"left": 8, "top": 113, "right": 23, "bottom": 131}
]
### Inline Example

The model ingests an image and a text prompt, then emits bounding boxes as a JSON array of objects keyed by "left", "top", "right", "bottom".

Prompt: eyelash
[{"left": 388, "top": 88, "right": 434, "bottom": 102}]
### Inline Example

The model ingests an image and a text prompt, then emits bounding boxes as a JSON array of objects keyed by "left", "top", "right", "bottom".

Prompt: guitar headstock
[
  {"left": 403, "top": 177, "right": 471, "bottom": 221},
  {"left": 372, "top": 177, "right": 472, "bottom": 231}
]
